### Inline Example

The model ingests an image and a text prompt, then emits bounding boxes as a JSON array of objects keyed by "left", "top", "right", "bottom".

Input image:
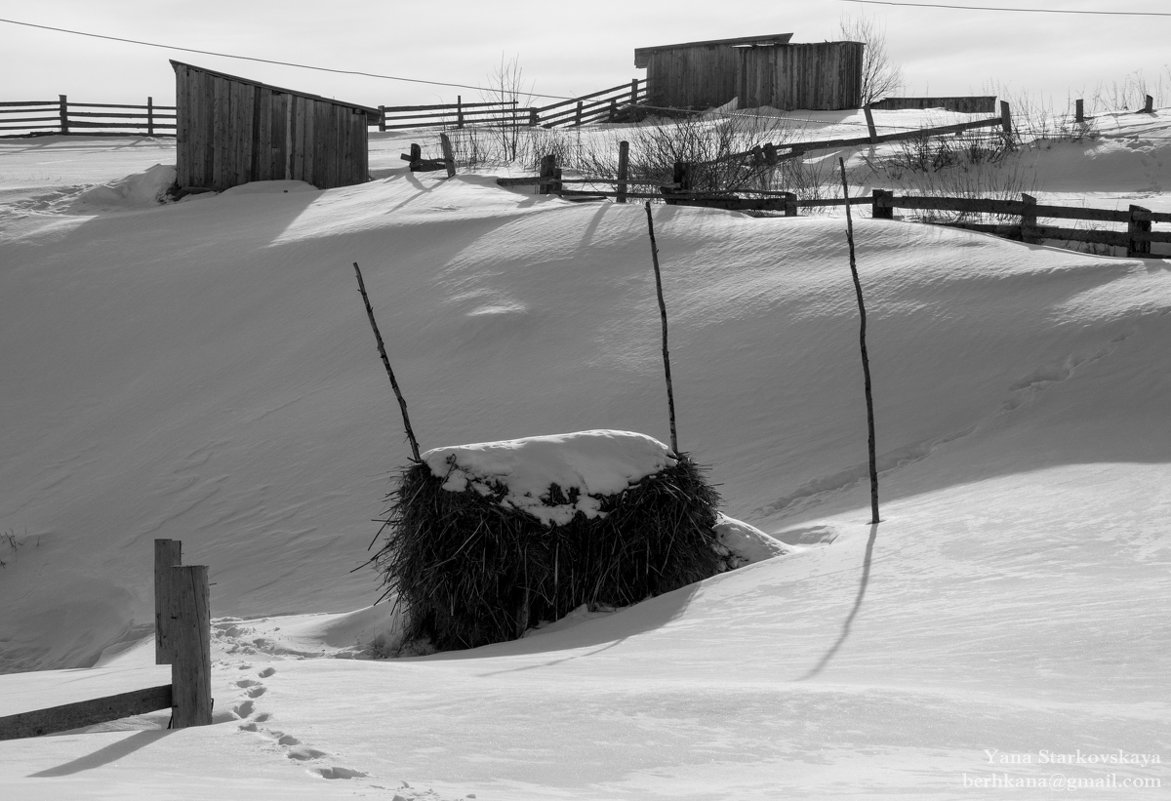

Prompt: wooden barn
[
  {"left": 634, "top": 34, "right": 864, "bottom": 111},
  {"left": 171, "top": 60, "right": 379, "bottom": 192}
]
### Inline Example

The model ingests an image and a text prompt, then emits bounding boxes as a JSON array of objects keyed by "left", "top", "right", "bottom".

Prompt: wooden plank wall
[
  {"left": 645, "top": 44, "right": 741, "bottom": 109},
  {"left": 174, "top": 63, "right": 369, "bottom": 192},
  {"left": 738, "top": 42, "right": 864, "bottom": 110}
]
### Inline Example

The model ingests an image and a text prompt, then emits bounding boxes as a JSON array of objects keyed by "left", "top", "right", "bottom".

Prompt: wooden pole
[
  {"left": 630, "top": 78, "right": 639, "bottom": 105},
  {"left": 1075, "top": 98, "right": 1084, "bottom": 123},
  {"left": 170, "top": 564, "right": 212, "bottom": 728},
  {"left": 352, "top": 262, "right": 422, "bottom": 462},
  {"left": 456, "top": 95, "right": 464, "bottom": 128},
  {"left": 574, "top": 100, "right": 584, "bottom": 127},
  {"left": 863, "top": 105, "right": 878, "bottom": 144},
  {"left": 644, "top": 202, "right": 679, "bottom": 454},
  {"left": 147, "top": 96, "right": 155, "bottom": 136},
  {"left": 154, "top": 539, "right": 182, "bottom": 664},
  {"left": 59, "top": 94, "right": 68, "bottom": 135},
  {"left": 1000, "top": 100, "right": 1013, "bottom": 139},
  {"left": 529, "top": 107, "right": 538, "bottom": 127},
  {"left": 839, "top": 158, "right": 880, "bottom": 525},
  {"left": 616, "top": 140, "right": 630, "bottom": 204}
]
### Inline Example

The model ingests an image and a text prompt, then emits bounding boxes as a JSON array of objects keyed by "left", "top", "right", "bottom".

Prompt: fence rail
[{"left": 0, "top": 539, "right": 212, "bottom": 740}]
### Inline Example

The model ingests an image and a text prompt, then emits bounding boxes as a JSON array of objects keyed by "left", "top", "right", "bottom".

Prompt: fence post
[
  {"left": 155, "top": 539, "right": 182, "bottom": 664},
  {"left": 763, "top": 143, "right": 778, "bottom": 166},
  {"left": 539, "top": 154, "right": 561, "bottom": 195},
  {"left": 783, "top": 192, "right": 798, "bottom": 217},
  {"left": 439, "top": 133, "right": 456, "bottom": 178},
  {"left": 1000, "top": 100, "right": 1013, "bottom": 139},
  {"left": 379, "top": 105, "right": 387, "bottom": 133},
  {"left": 616, "top": 140, "right": 630, "bottom": 204},
  {"left": 609, "top": 98, "right": 618, "bottom": 121},
  {"left": 147, "top": 96, "right": 155, "bottom": 136},
  {"left": 1075, "top": 98, "right": 1084, "bottom": 123},
  {"left": 574, "top": 100, "right": 584, "bottom": 127},
  {"left": 1020, "top": 193, "right": 1039, "bottom": 243},
  {"left": 456, "top": 95, "right": 464, "bottom": 129},
  {"left": 872, "top": 189, "right": 893, "bottom": 219},
  {"left": 169, "top": 564, "right": 212, "bottom": 728},
  {"left": 1128, "top": 205, "right": 1152, "bottom": 257},
  {"left": 630, "top": 78, "right": 638, "bottom": 105},
  {"left": 673, "top": 160, "right": 692, "bottom": 192},
  {"left": 529, "top": 107, "right": 538, "bottom": 127},
  {"left": 1143, "top": 95, "right": 1154, "bottom": 114},
  {"left": 59, "top": 94, "right": 69, "bottom": 135},
  {"left": 863, "top": 104, "right": 878, "bottom": 144}
]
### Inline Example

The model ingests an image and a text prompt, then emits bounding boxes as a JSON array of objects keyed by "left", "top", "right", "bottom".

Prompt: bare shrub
[{"left": 840, "top": 15, "right": 904, "bottom": 105}]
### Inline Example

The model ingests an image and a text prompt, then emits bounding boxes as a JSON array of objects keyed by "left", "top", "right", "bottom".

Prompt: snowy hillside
[{"left": 0, "top": 114, "right": 1168, "bottom": 799}]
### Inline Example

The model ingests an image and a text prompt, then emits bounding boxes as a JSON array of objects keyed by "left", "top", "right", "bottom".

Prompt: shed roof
[
  {"left": 634, "top": 33, "right": 794, "bottom": 68},
  {"left": 170, "top": 60, "right": 382, "bottom": 121}
]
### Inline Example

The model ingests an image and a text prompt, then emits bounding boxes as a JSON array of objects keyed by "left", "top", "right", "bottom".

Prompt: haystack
[{"left": 371, "top": 429, "right": 723, "bottom": 651}]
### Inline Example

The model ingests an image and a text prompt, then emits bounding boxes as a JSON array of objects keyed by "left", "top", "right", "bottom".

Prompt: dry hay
[{"left": 370, "top": 447, "right": 723, "bottom": 652}]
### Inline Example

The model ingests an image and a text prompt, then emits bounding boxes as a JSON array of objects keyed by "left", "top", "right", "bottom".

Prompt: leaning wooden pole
[
  {"left": 838, "top": 158, "right": 880, "bottom": 524},
  {"left": 644, "top": 202, "right": 679, "bottom": 454},
  {"left": 352, "top": 261, "right": 422, "bottom": 462}
]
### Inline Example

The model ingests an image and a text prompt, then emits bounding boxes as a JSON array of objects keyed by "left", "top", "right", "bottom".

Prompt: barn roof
[
  {"left": 634, "top": 33, "right": 794, "bottom": 68},
  {"left": 170, "top": 60, "right": 382, "bottom": 122}
]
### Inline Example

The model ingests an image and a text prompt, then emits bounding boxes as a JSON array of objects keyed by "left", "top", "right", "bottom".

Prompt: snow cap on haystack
[
  {"left": 373, "top": 429, "right": 723, "bottom": 652},
  {"left": 422, "top": 429, "right": 678, "bottom": 526}
]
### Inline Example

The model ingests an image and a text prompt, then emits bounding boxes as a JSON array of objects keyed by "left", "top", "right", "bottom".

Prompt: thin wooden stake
[
  {"left": 352, "top": 261, "right": 422, "bottom": 462},
  {"left": 644, "top": 202, "right": 679, "bottom": 454},
  {"left": 838, "top": 158, "right": 880, "bottom": 525}
]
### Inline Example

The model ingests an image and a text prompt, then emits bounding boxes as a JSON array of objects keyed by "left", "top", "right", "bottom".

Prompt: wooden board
[{"left": 0, "top": 685, "right": 172, "bottom": 741}]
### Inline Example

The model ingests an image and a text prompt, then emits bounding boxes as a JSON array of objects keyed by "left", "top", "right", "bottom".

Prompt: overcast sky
[{"left": 1, "top": 1, "right": 1169, "bottom": 113}]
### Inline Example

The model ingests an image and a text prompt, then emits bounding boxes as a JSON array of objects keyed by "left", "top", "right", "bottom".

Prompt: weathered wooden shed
[
  {"left": 635, "top": 34, "right": 793, "bottom": 110},
  {"left": 634, "top": 35, "right": 864, "bottom": 111},
  {"left": 172, "top": 60, "right": 379, "bottom": 192}
]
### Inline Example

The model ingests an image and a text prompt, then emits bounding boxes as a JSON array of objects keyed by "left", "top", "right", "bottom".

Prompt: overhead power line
[
  {"left": 842, "top": 0, "right": 1171, "bottom": 15},
  {"left": 0, "top": 16, "right": 577, "bottom": 100}
]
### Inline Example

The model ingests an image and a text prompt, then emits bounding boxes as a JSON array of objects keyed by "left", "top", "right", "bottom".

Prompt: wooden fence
[
  {"left": 2, "top": 79, "right": 647, "bottom": 137},
  {"left": 498, "top": 141, "right": 1170, "bottom": 257},
  {"left": 869, "top": 191, "right": 1171, "bottom": 258},
  {"left": 0, "top": 96, "right": 176, "bottom": 136},
  {"left": 709, "top": 101, "right": 1014, "bottom": 168},
  {"left": 0, "top": 539, "right": 212, "bottom": 739},
  {"left": 495, "top": 106, "right": 1015, "bottom": 204},
  {"left": 378, "top": 79, "right": 647, "bottom": 131}
]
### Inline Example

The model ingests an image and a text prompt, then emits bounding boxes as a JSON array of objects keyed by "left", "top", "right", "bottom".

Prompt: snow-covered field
[{"left": 1, "top": 110, "right": 1169, "bottom": 799}]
